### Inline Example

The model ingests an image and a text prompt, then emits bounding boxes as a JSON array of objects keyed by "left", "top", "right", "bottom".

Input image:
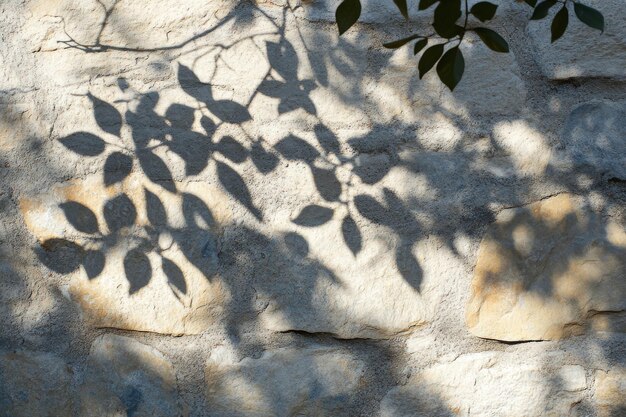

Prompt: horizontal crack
[{"left": 279, "top": 329, "right": 375, "bottom": 342}]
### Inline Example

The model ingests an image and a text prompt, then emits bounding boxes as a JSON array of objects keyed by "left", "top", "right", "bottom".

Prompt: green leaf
[
  {"left": 474, "top": 27, "right": 510, "bottom": 52},
  {"left": 336, "top": 0, "right": 361, "bottom": 35},
  {"left": 418, "top": 44, "right": 444, "bottom": 79},
  {"left": 393, "top": 0, "right": 409, "bottom": 19},
  {"left": 551, "top": 5, "right": 569, "bottom": 43},
  {"left": 574, "top": 3, "right": 604, "bottom": 33},
  {"left": 413, "top": 38, "right": 428, "bottom": 55},
  {"left": 432, "top": 23, "right": 463, "bottom": 39},
  {"left": 436, "top": 47, "right": 465, "bottom": 91},
  {"left": 531, "top": 0, "right": 556, "bottom": 20},
  {"left": 524, "top": 0, "right": 538, "bottom": 7},
  {"left": 418, "top": 0, "right": 439, "bottom": 10},
  {"left": 470, "top": 2, "right": 498, "bottom": 22},
  {"left": 433, "top": 0, "right": 462, "bottom": 38},
  {"left": 383, "top": 34, "right": 421, "bottom": 49}
]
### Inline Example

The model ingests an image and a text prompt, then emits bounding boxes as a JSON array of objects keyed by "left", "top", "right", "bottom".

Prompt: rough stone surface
[
  {"left": 205, "top": 346, "right": 367, "bottom": 416},
  {"left": 1, "top": 0, "right": 625, "bottom": 415},
  {"left": 20, "top": 174, "right": 230, "bottom": 335},
  {"left": 594, "top": 368, "right": 626, "bottom": 417},
  {"left": 251, "top": 235, "right": 464, "bottom": 339},
  {"left": 381, "top": 351, "right": 589, "bottom": 417},
  {"left": 467, "top": 193, "right": 626, "bottom": 341},
  {"left": 559, "top": 100, "right": 626, "bottom": 181},
  {"left": 79, "top": 334, "right": 184, "bottom": 417},
  {"left": 528, "top": 0, "right": 626, "bottom": 80},
  {"left": 373, "top": 34, "right": 526, "bottom": 119},
  {"left": 0, "top": 351, "right": 73, "bottom": 416}
]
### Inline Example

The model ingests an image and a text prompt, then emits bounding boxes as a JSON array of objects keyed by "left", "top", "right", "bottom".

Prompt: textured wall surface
[{"left": 1, "top": 0, "right": 625, "bottom": 416}]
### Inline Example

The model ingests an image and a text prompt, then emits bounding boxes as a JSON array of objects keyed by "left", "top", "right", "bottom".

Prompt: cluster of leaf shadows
[
  {"left": 37, "top": 41, "right": 426, "bottom": 302},
  {"left": 337, "top": 0, "right": 605, "bottom": 90},
  {"left": 28, "top": 33, "right": 433, "bottom": 412},
  {"left": 38, "top": 0, "right": 625, "bottom": 312},
  {"left": 20, "top": 2, "right": 626, "bottom": 415}
]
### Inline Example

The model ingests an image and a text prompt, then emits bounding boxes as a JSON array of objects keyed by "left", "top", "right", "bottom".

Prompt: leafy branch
[{"left": 335, "top": 0, "right": 604, "bottom": 90}]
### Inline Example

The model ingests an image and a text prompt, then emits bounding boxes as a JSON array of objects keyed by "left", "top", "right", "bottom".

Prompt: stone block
[
  {"left": 205, "top": 346, "right": 366, "bottom": 416},
  {"left": 0, "top": 351, "right": 73, "bottom": 417},
  {"left": 79, "top": 334, "right": 184, "bottom": 417},
  {"left": 20, "top": 174, "right": 230, "bottom": 335},
  {"left": 381, "top": 352, "right": 588, "bottom": 417},
  {"left": 528, "top": 0, "right": 626, "bottom": 80},
  {"left": 466, "top": 193, "right": 626, "bottom": 341}
]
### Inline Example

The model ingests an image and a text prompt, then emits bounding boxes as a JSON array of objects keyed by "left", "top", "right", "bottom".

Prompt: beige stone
[
  {"left": 20, "top": 173, "right": 231, "bottom": 335},
  {"left": 491, "top": 120, "right": 552, "bottom": 177},
  {"left": 595, "top": 368, "right": 626, "bottom": 417},
  {"left": 369, "top": 33, "right": 525, "bottom": 121},
  {"left": 528, "top": 0, "right": 626, "bottom": 80},
  {"left": 559, "top": 365, "right": 587, "bottom": 392},
  {"left": 467, "top": 193, "right": 626, "bottom": 341},
  {"left": 559, "top": 100, "right": 626, "bottom": 182},
  {"left": 255, "top": 235, "right": 463, "bottom": 339},
  {"left": 205, "top": 346, "right": 366, "bottom": 415},
  {"left": 79, "top": 334, "right": 184, "bottom": 417},
  {"left": 0, "top": 351, "right": 73, "bottom": 416},
  {"left": 381, "top": 352, "right": 587, "bottom": 417}
]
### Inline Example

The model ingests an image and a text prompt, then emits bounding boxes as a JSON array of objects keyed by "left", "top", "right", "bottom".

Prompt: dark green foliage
[
  {"left": 383, "top": 34, "right": 421, "bottom": 49},
  {"left": 574, "top": 3, "right": 604, "bottom": 32},
  {"left": 436, "top": 47, "right": 465, "bottom": 91},
  {"left": 419, "top": 0, "right": 439, "bottom": 11},
  {"left": 531, "top": 0, "right": 557, "bottom": 20},
  {"left": 419, "top": 44, "right": 444, "bottom": 79},
  {"left": 551, "top": 6, "right": 569, "bottom": 43},
  {"left": 413, "top": 38, "right": 428, "bottom": 55},
  {"left": 470, "top": 2, "right": 498, "bottom": 22},
  {"left": 333, "top": 0, "right": 604, "bottom": 91},
  {"left": 393, "top": 0, "right": 409, "bottom": 19},
  {"left": 336, "top": 0, "right": 361, "bottom": 35},
  {"left": 433, "top": 0, "right": 462, "bottom": 38},
  {"left": 474, "top": 27, "right": 510, "bottom": 53}
]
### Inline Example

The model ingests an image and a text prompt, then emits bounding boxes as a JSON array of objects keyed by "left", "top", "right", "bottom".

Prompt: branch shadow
[{"left": 13, "top": 1, "right": 626, "bottom": 416}]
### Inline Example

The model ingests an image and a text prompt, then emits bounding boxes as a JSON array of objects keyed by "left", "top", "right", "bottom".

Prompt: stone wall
[{"left": 1, "top": 0, "right": 625, "bottom": 416}]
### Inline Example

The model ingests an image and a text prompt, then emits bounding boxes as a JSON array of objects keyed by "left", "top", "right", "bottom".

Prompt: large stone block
[
  {"left": 528, "top": 0, "right": 626, "bottom": 79},
  {"left": 381, "top": 352, "right": 588, "bottom": 417},
  {"left": 79, "top": 334, "right": 184, "bottom": 417},
  {"left": 466, "top": 193, "right": 626, "bottom": 341},
  {"left": 594, "top": 368, "right": 626, "bottom": 417},
  {"left": 20, "top": 174, "right": 230, "bottom": 335},
  {"left": 369, "top": 34, "right": 526, "bottom": 120},
  {"left": 205, "top": 346, "right": 366, "bottom": 416},
  {"left": 0, "top": 351, "right": 73, "bottom": 417},
  {"left": 558, "top": 100, "right": 626, "bottom": 181},
  {"left": 232, "top": 227, "right": 464, "bottom": 338}
]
